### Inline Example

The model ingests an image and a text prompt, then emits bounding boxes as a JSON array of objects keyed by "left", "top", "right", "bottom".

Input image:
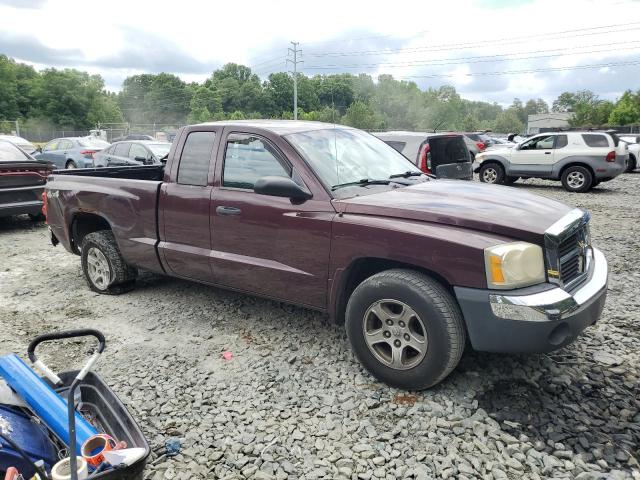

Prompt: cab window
[
  {"left": 222, "top": 134, "right": 291, "bottom": 190},
  {"left": 177, "top": 131, "right": 216, "bottom": 186}
]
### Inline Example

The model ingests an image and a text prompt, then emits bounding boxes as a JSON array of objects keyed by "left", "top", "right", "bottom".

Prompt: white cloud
[{"left": 0, "top": 0, "right": 639, "bottom": 102}]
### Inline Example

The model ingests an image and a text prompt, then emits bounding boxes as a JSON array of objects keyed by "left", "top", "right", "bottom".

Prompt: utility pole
[
  {"left": 287, "top": 42, "right": 302, "bottom": 120},
  {"left": 15, "top": 120, "right": 20, "bottom": 137}
]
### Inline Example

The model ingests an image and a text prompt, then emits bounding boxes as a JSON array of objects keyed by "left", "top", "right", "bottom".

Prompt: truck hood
[{"left": 336, "top": 180, "right": 573, "bottom": 242}]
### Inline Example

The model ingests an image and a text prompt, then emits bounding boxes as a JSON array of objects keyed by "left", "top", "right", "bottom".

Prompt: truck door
[
  {"left": 209, "top": 130, "right": 334, "bottom": 308},
  {"left": 158, "top": 128, "right": 218, "bottom": 282}
]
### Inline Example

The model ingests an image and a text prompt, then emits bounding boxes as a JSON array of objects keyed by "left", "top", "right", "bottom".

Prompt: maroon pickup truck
[{"left": 45, "top": 120, "right": 608, "bottom": 390}]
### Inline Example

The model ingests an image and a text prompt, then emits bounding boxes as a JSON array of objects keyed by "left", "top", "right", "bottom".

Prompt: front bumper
[{"left": 454, "top": 247, "right": 607, "bottom": 353}]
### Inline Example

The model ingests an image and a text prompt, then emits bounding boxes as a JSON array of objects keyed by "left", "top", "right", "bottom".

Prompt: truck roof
[{"left": 196, "top": 120, "right": 354, "bottom": 136}]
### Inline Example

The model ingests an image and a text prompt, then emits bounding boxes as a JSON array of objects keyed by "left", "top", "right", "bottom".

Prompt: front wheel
[
  {"left": 478, "top": 163, "right": 505, "bottom": 184},
  {"left": 66, "top": 160, "right": 77, "bottom": 169},
  {"left": 561, "top": 166, "right": 593, "bottom": 193},
  {"left": 345, "top": 269, "right": 466, "bottom": 390},
  {"left": 81, "top": 230, "right": 137, "bottom": 294}
]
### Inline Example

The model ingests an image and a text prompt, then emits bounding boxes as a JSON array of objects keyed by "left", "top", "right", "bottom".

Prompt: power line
[
  {"left": 398, "top": 59, "right": 640, "bottom": 79},
  {"left": 303, "top": 41, "right": 640, "bottom": 70},
  {"left": 306, "top": 23, "right": 640, "bottom": 58}
]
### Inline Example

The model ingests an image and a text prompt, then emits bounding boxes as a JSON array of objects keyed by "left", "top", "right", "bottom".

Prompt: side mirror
[
  {"left": 254, "top": 176, "right": 312, "bottom": 201},
  {"left": 134, "top": 156, "right": 148, "bottom": 164},
  {"left": 514, "top": 144, "right": 521, "bottom": 150}
]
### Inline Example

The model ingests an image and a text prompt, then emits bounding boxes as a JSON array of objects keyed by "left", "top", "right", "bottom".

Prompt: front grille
[
  {"left": 558, "top": 231, "right": 582, "bottom": 284},
  {"left": 544, "top": 209, "right": 591, "bottom": 290}
]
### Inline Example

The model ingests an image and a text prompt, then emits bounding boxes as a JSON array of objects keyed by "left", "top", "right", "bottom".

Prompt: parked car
[
  {"left": 0, "top": 134, "right": 39, "bottom": 156},
  {"left": 94, "top": 141, "right": 172, "bottom": 167},
  {"left": 372, "top": 131, "right": 472, "bottom": 179},
  {"left": 45, "top": 120, "right": 608, "bottom": 390},
  {"left": 487, "top": 137, "right": 515, "bottom": 147},
  {"left": 111, "top": 134, "right": 155, "bottom": 143},
  {"left": 35, "top": 137, "right": 111, "bottom": 169},
  {"left": 475, "top": 131, "right": 627, "bottom": 192},
  {"left": 461, "top": 132, "right": 492, "bottom": 159},
  {"left": 618, "top": 136, "right": 638, "bottom": 172},
  {"left": 0, "top": 139, "right": 53, "bottom": 219}
]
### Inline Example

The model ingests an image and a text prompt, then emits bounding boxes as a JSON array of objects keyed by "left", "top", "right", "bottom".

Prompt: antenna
[{"left": 287, "top": 42, "right": 303, "bottom": 120}]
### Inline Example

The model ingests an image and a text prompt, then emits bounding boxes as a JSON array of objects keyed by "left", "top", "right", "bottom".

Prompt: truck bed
[
  {"left": 52, "top": 164, "right": 164, "bottom": 181},
  {"left": 46, "top": 166, "right": 164, "bottom": 273}
]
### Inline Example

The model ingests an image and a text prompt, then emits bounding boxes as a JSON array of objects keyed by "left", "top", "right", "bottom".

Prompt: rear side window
[
  {"left": 113, "top": 143, "right": 131, "bottom": 157},
  {"left": 582, "top": 134, "right": 609, "bottom": 148},
  {"left": 58, "top": 139, "right": 73, "bottom": 150},
  {"left": 555, "top": 135, "right": 568, "bottom": 149},
  {"left": 223, "top": 134, "right": 290, "bottom": 189},
  {"left": 384, "top": 141, "right": 406, "bottom": 153},
  {"left": 178, "top": 131, "right": 216, "bottom": 186}
]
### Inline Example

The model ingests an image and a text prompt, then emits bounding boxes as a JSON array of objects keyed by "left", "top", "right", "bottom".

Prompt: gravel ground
[{"left": 1, "top": 174, "right": 639, "bottom": 480}]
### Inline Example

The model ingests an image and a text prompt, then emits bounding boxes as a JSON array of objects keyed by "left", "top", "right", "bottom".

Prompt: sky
[{"left": 0, "top": 0, "right": 639, "bottom": 106}]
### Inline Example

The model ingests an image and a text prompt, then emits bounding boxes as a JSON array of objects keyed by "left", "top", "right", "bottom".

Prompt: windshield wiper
[
  {"left": 331, "top": 178, "right": 391, "bottom": 191},
  {"left": 389, "top": 171, "right": 425, "bottom": 179}
]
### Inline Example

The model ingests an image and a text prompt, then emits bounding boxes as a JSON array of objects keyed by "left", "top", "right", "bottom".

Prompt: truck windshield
[{"left": 285, "top": 128, "right": 421, "bottom": 191}]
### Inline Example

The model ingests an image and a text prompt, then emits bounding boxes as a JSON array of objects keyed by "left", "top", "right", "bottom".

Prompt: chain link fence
[{"left": 1, "top": 120, "right": 185, "bottom": 144}]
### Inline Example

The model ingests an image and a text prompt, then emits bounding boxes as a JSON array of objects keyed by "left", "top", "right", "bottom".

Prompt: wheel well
[
  {"left": 70, "top": 213, "right": 111, "bottom": 254},
  {"left": 333, "top": 257, "right": 452, "bottom": 324},
  {"left": 479, "top": 159, "right": 504, "bottom": 170},
  {"left": 559, "top": 162, "right": 595, "bottom": 180}
]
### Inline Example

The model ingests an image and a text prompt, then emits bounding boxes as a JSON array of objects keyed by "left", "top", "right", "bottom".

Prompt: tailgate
[
  {"left": 435, "top": 162, "right": 473, "bottom": 180},
  {"left": 0, "top": 161, "right": 52, "bottom": 189}
]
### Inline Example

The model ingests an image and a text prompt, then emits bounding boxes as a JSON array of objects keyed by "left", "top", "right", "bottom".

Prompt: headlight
[{"left": 484, "top": 242, "right": 545, "bottom": 289}]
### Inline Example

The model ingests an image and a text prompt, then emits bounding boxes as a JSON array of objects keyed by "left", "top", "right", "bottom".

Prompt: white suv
[
  {"left": 620, "top": 135, "right": 639, "bottom": 172},
  {"left": 474, "top": 131, "right": 628, "bottom": 192}
]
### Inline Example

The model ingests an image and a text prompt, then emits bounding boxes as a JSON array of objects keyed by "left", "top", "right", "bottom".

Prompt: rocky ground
[{"left": 0, "top": 174, "right": 639, "bottom": 480}]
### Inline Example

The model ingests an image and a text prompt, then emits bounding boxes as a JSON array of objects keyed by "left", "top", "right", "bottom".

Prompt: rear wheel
[
  {"left": 479, "top": 163, "right": 505, "bottom": 184},
  {"left": 626, "top": 154, "right": 637, "bottom": 173},
  {"left": 345, "top": 269, "right": 466, "bottom": 390},
  {"left": 81, "top": 230, "right": 137, "bottom": 294},
  {"left": 65, "top": 160, "right": 77, "bottom": 169},
  {"left": 561, "top": 166, "right": 593, "bottom": 193}
]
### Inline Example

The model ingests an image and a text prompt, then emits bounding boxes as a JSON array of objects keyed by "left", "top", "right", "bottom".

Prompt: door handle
[
  {"left": 216, "top": 206, "right": 241, "bottom": 216},
  {"left": 545, "top": 151, "right": 551, "bottom": 154}
]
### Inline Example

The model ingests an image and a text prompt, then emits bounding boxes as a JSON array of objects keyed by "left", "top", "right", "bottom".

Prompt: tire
[
  {"left": 345, "top": 269, "right": 466, "bottom": 390},
  {"left": 626, "top": 155, "right": 637, "bottom": 173},
  {"left": 81, "top": 230, "right": 137, "bottom": 294},
  {"left": 561, "top": 165, "right": 593, "bottom": 193},
  {"left": 66, "top": 160, "right": 77, "bottom": 169},
  {"left": 469, "top": 151, "right": 476, "bottom": 161},
  {"left": 478, "top": 162, "right": 505, "bottom": 184},
  {"left": 29, "top": 213, "right": 45, "bottom": 222}
]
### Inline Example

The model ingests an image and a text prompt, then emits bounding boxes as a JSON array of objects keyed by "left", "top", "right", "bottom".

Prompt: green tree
[
  {"left": 493, "top": 109, "right": 524, "bottom": 134},
  {"left": 143, "top": 73, "right": 191, "bottom": 124},
  {"left": 342, "top": 101, "right": 385, "bottom": 130},
  {"left": 188, "top": 86, "right": 222, "bottom": 123},
  {"left": 609, "top": 90, "right": 640, "bottom": 125}
]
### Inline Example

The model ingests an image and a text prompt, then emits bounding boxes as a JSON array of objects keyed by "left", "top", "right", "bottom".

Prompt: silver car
[{"left": 35, "top": 137, "right": 111, "bottom": 169}]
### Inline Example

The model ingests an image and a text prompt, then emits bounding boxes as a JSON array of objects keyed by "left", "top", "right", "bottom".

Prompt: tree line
[{"left": 1, "top": 54, "right": 639, "bottom": 135}]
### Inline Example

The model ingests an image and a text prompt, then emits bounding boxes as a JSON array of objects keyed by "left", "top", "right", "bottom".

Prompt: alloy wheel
[
  {"left": 362, "top": 299, "right": 428, "bottom": 370},
  {"left": 86, "top": 247, "right": 111, "bottom": 290}
]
